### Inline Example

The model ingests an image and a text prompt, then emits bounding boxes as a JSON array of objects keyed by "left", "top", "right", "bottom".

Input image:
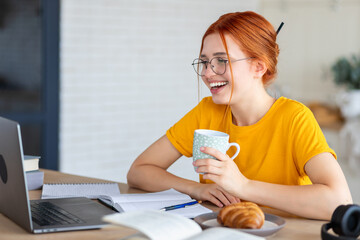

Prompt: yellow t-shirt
[{"left": 166, "top": 96, "right": 336, "bottom": 186}]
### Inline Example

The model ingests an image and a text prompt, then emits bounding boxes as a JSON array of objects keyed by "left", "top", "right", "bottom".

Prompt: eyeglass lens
[{"left": 192, "top": 57, "right": 227, "bottom": 76}]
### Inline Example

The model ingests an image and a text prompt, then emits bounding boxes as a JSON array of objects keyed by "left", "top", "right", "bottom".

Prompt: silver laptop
[{"left": 0, "top": 116, "right": 117, "bottom": 233}]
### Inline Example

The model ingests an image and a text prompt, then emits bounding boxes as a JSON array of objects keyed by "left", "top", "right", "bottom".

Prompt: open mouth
[{"left": 209, "top": 81, "right": 229, "bottom": 89}]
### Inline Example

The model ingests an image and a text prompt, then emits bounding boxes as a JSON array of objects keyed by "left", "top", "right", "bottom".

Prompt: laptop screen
[{"left": 0, "top": 117, "right": 33, "bottom": 232}]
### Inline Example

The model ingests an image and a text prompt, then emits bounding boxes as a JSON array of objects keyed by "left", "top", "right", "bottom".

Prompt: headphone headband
[{"left": 321, "top": 204, "right": 360, "bottom": 240}]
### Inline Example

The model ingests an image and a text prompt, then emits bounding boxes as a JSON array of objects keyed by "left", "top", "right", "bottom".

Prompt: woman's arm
[
  {"left": 127, "top": 134, "right": 191, "bottom": 192},
  {"left": 194, "top": 148, "right": 353, "bottom": 220},
  {"left": 127, "top": 135, "right": 241, "bottom": 207}
]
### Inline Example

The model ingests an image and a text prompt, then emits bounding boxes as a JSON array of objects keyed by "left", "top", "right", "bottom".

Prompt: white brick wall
[{"left": 60, "top": 0, "right": 259, "bottom": 182}]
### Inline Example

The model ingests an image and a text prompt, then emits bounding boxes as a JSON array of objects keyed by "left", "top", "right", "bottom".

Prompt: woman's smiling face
[{"left": 200, "top": 33, "right": 257, "bottom": 105}]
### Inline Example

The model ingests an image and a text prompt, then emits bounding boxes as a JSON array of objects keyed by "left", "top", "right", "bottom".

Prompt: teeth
[{"left": 210, "top": 82, "right": 228, "bottom": 88}]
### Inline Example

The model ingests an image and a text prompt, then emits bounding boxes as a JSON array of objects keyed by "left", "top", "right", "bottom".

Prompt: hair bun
[{"left": 217, "top": 202, "right": 265, "bottom": 229}]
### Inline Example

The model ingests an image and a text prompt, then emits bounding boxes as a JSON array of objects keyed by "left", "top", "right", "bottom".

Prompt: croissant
[{"left": 217, "top": 202, "right": 265, "bottom": 229}]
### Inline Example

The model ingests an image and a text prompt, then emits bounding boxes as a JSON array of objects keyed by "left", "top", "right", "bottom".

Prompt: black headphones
[{"left": 321, "top": 204, "right": 360, "bottom": 240}]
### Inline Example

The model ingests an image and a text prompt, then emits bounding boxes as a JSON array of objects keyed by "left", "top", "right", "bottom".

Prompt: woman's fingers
[
  {"left": 195, "top": 184, "right": 241, "bottom": 207},
  {"left": 193, "top": 147, "right": 234, "bottom": 174},
  {"left": 207, "top": 194, "right": 224, "bottom": 207},
  {"left": 194, "top": 157, "right": 222, "bottom": 168},
  {"left": 195, "top": 165, "right": 222, "bottom": 175},
  {"left": 200, "top": 147, "right": 229, "bottom": 161},
  {"left": 222, "top": 189, "right": 241, "bottom": 204},
  {"left": 193, "top": 157, "right": 223, "bottom": 175},
  {"left": 208, "top": 188, "right": 230, "bottom": 207}
]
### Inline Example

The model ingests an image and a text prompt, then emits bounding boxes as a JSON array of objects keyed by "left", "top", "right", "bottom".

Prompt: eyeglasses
[{"left": 192, "top": 57, "right": 253, "bottom": 76}]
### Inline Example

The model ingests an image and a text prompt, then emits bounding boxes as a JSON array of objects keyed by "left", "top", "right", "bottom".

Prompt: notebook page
[
  {"left": 103, "top": 210, "right": 202, "bottom": 240},
  {"left": 111, "top": 188, "right": 190, "bottom": 203},
  {"left": 110, "top": 189, "right": 212, "bottom": 218},
  {"left": 169, "top": 204, "right": 212, "bottom": 219},
  {"left": 115, "top": 202, "right": 212, "bottom": 218},
  {"left": 41, "top": 183, "right": 121, "bottom": 199}
]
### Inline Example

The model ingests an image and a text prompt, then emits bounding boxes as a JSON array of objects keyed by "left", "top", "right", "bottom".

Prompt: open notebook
[
  {"left": 103, "top": 210, "right": 264, "bottom": 240},
  {"left": 42, "top": 185, "right": 212, "bottom": 219}
]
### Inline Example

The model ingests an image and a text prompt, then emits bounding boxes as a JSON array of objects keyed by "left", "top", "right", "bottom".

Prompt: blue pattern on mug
[{"left": 193, "top": 129, "right": 240, "bottom": 173}]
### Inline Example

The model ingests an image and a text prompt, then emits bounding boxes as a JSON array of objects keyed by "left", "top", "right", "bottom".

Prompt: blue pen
[{"left": 159, "top": 200, "right": 199, "bottom": 211}]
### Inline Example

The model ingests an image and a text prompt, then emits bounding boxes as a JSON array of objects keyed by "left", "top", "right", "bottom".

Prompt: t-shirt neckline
[{"left": 228, "top": 96, "right": 286, "bottom": 131}]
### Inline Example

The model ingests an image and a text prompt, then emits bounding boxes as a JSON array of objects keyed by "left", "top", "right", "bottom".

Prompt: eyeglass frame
[{"left": 191, "top": 56, "right": 254, "bottom": 76}]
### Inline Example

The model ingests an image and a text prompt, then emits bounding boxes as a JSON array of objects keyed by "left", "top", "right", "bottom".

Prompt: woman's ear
[{"left": 252, "top": 60, "right": 267, "bottom": 79}]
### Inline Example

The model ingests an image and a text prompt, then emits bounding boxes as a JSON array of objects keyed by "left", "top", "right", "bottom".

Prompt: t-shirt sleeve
[
  {"left": 290, "top": 107, "right": 336, "bottom": 176},
  {"left": 166, "top": 100, "right": 204, "bottom": 157}
]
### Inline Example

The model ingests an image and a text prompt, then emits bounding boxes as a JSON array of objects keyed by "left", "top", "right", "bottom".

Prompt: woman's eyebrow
[
  {"left": 213, "top": 52, "right": 227, "bottom": 56},
  {"left": 200, "top": 52, "right": 227, "bottom": 58}
]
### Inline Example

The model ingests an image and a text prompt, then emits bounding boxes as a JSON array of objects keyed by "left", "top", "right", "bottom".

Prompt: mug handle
[{"left": 228, "top": 143, "right": 240, "bottom": 160}]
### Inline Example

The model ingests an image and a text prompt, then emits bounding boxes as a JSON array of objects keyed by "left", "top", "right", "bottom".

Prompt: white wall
[
  {"left": 59, "top": 0, "right": 259, "bottom": 183},
  {"left": 259, "top": 0, "right": 360, "bottom": 204},
  {"left": 259, "top": 0, "right": 360, "bottom": 104}
]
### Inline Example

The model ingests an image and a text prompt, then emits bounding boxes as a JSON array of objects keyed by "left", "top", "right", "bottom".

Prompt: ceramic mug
[{"left": 192, "top": 129, "right": 240, "bottom": 173}]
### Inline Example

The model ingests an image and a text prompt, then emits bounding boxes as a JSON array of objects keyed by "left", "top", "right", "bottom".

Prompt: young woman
[{"left": 127, "top": 11, "right": 352, "bottom": 220}]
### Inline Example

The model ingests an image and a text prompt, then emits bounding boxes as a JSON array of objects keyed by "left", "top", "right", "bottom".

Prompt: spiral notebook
[{"left": 42, "top": 183, "right": 121, "bottom": 200}]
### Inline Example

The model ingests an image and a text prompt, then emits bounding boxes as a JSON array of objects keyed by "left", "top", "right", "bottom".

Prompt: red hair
[{"left": 200, "top": 11, "right": 279, "bottom": 85}]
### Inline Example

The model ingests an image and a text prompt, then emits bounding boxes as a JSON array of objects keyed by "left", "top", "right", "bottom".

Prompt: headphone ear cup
[
  {"left": 331, "top": 205, "right": 348, "bottom": 235},
  {"left": 331, "top": 204, "right": 360, "bottom": 238}
]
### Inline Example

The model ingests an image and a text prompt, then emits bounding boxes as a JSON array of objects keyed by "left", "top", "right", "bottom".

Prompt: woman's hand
[
  {"left": 193, "top": 146, "right": 249, "bottom": 197},
  {"left": 189, "top": 183, "right": 241, "bottom": 207}
]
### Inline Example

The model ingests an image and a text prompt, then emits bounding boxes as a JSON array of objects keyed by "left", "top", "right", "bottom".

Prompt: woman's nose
[{"left": 203, "top": 64, "right": 216, "bottom": 78}]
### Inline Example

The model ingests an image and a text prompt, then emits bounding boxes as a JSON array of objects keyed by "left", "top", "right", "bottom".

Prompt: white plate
[{"left": 194, "top": 212, "right": 286, "bottom": 237}]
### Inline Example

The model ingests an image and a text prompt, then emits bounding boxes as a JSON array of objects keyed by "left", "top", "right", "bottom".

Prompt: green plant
[{"left": 331, "top": 54, "right": 360, "bottom": 90}]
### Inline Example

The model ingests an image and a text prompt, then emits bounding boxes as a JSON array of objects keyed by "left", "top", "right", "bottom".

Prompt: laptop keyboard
[{"left": 31, "top": 201, "right": 85, "bottom": 226}]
